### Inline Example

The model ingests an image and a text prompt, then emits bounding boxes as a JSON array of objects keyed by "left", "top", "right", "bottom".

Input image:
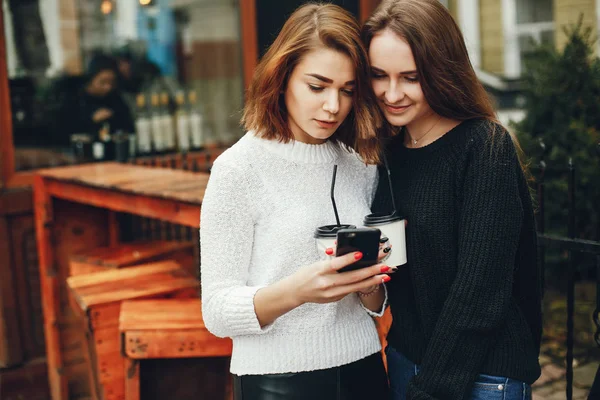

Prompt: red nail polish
[
  {"left": 380, "top": 265, "right": 390, "bottom": 273},
  {"left": 325, "top": 248, "right": 334, "bottom": 255},
  {"left": 382, "top": 275, "right": 391, "bottom": 283},
  {"left": 354, "top": 252, "right": 363, "bottom": 260}
]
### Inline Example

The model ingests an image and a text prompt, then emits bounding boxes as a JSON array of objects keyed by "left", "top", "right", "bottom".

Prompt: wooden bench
[
  {"left": 67, "top": 261, "right": 199, "bottom": 400},
  {"left": 119, "top": 298, "right": 233, "bottom": 400}
]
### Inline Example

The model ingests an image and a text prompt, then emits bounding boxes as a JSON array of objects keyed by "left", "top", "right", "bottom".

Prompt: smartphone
[{"left": 336, "top": 228, "right": 381, "bottom": 273}]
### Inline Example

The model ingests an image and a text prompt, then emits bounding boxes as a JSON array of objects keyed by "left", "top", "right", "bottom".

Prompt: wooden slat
[
  {"left": 70, "top": 241, "right": 193, "bottom": 269},
  {"left": 0, "top": 214, "right": 23, "bottom": 367},
  {"left": 119, "top": 298, "right": 205, "bottom": 331},
  {"left": 0, "top": 357, "right": 51, "bottom": 400},
  {"left": 10, "top": 212, "right": 46, "bottom": 359},
  {"left": 119, "top": 299, "right": 232, "bottom": 359},
  {"left": 68, "top": 265, "right": 198, "bottom": 311},
  {"left": 0, "top": 187, "right": 33, "bottom": 215},
  {"left": 123, "top": 358, "right": 140, "bottom": 400},
  {"left": 33, "top": 175, "right": 68, "bottom": 400},
  {"left": 68, "top": 261, "right": 182, "bottom": 289},
  {"left": 123, "top": 330, "right": 232, "bottom": 359},
  {"left": 240, "top": 0, "right": 258, "bottom": 89},
  {"left": 45, "top": 180, "right": 201, "bottom": 228},
  {"left": 37, "top": 163, "right": 209, "bottom": 205},
  {"left": 360, "top": 0, "right": 382, "bottom": 23}
]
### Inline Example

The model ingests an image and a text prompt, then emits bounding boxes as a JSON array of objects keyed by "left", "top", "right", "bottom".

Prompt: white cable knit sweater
[{"left": 200, "top": 132, "right": 385, "bottom": 375}]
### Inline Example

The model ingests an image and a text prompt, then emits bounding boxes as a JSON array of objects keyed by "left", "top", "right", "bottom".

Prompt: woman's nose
[
  {"left": 385, "top": 81, "right": 404, "bottom": 104},
  {"left": 323, "top": 92, "right": 340, "bottom": 115}
]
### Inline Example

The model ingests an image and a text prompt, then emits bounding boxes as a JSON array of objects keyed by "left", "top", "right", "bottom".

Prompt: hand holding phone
[{"left": 336, "top": 228, "right": 381, "bottom": 273}]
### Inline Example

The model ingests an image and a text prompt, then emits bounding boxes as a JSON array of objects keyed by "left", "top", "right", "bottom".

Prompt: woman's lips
[
  {"left": 315, "top": 119, "right": 337, "bottom": 129},
  {"left": 384, "top": 103, "right": 411, "bottom": 114}
]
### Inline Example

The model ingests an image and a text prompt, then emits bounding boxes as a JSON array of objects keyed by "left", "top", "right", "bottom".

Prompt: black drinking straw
[
  {"left": 330, "top": 165, "right": 341, "bottom": 227},
  {"left": 382, "top": 153, "right": 398, "bottom": 216}
]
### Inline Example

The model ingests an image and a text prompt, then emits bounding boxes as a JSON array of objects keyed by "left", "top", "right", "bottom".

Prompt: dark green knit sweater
[{"left": 372, "top": 119, "right": 542, "bottom": 400}]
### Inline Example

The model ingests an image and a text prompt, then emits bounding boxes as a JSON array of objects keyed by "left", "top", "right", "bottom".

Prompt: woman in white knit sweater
[{"left": 200, "top": 4, "right": 391, "bottom": 399}]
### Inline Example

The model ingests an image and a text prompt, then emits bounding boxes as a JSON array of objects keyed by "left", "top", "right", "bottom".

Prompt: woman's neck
[{"left": 404, "top": 115, "right": 460, "bottom": 148}]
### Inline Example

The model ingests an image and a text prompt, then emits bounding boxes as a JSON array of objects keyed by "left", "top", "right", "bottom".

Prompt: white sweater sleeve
[{"left": 200, "top": 161, "right": 271, "bottom": 338}]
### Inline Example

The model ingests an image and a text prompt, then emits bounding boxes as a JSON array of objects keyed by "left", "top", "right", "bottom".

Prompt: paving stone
[
  {"left": 534, "top": 363, "right": 567, "bottom": 386},
  {"left": 533, "top": 384, "right": 557, "bottom": 397},
  {"left": 545, "top": 363, "right": 567, "bottom": 380},
  {"left": 574, "top": 361, "right": 599, "bottom": 389},
  {"left": 539, "top": 354, "right": 553, "bottom": 366}
]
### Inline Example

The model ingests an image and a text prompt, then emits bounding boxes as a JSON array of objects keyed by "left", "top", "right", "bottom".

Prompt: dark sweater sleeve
[{"left": 407, "top": 129, "right": 524, "bottom": 400}]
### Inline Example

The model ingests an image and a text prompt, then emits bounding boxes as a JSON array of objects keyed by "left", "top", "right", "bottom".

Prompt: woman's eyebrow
[
  {"left": 371, "top": 66, "right": 417, "bottom": 75},
  {"left": 305, "top": 73, "right": 355, "bottom": 86}
]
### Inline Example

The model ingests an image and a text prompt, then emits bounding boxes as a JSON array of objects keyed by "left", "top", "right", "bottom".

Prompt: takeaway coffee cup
[
  {"left": 314, "top": 224, "right": 356, "bottom": 260},
  {"left": 363, "top": 213, "right": 406, "bottom": 267}
]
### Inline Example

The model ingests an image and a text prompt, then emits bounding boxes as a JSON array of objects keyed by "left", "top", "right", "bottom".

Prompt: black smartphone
[{"left": 336, "top": 228, "right": 381, "bottom": 273}]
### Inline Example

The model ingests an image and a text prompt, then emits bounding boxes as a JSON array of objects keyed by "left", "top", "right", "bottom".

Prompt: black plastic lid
[
  {"left": 314, "top": 224, "right": 356, "bottom": 238},
  {"left": 363, "top": 212, "right": 404, "bottom": 226}
]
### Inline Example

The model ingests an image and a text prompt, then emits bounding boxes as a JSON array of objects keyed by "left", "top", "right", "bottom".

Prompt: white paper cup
[
  {"left": 363, "top": 213, "right": 407, "bottom": 267},
  {"left": 314, "top": 224, "right": 356, "bottom": 260}
]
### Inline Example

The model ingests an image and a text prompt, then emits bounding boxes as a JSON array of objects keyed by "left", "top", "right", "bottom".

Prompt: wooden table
[{"left": 33, "top": 162, "right": 212, "bottom": 400}]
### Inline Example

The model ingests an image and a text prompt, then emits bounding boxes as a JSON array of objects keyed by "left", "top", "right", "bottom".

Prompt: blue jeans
[{"left": 385, "top": 346, "right": 532, "bottom": 400}]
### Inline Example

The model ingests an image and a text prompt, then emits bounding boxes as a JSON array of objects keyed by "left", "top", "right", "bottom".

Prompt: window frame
[{"left": 503, "top": 0, "right": 555, "bottom": 77}]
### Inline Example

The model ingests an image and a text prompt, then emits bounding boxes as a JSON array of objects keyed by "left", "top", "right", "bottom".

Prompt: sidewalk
[{"left": 533, "top": 355, "right": 598, "bottom": 399}]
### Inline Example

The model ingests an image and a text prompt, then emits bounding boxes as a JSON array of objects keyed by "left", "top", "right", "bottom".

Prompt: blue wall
[{"left": 137, "top": 0, "right": 177, "bottom": 78}]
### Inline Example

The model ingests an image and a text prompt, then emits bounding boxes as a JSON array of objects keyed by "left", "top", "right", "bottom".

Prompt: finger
[
  {"left": 335, "top": 263, "right": 395, "bottom": 286},
  {"left": 328, "top": 251, "right": 363, "bottom": 272},
  {"left": 404, "top": 219, "right": 408, "bottom": 228},
  {"left": 330, "top": 274, "right": 391, "bottom": 298},
  {"left": 378, "top": 245, "right": 392, "bottom": 261}
]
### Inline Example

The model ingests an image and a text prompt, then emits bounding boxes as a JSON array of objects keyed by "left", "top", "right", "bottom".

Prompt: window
[
  {"left": 504, "top": 0, "right": 554, "bottom": 77},
  {"left": 2, "top": 0, "right": 245, "bottom": 172}
]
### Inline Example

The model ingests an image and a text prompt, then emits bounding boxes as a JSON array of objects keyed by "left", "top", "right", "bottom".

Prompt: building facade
[{"left": 446, "top": 0, "right": 599, "bottom": 125}]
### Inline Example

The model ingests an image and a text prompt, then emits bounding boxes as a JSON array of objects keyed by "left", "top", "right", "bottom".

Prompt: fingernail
[
  {"left": 325, "top": 248, "right": 334, "bottom": 255},
  {"left": 354, "top": 252, "right": 363, "bottom": 260},
  {"left": 380, "top": 265, "right": 390, "bottom": 273},
  {"left": 382, "top": 275, "right": 391, "bottom": 283},
  {"left": 379, "top": 237, "right": 389, "bottom": 244},
  {"left": 383, "top": 247, "right": 391, "bottom": 254}
]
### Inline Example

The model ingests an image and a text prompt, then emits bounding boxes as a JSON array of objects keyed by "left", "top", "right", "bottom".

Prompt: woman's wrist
[
  {"left": 279, "top": 274, "right": 304, "bottom": 308},
  {"left": 358, "top": 284, "right": 380, "bottom": 297}
]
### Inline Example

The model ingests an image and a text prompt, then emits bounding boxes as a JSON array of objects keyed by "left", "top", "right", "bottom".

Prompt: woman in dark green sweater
[{"left": 362, "top": 1, "right": 542, "bottom": 399}]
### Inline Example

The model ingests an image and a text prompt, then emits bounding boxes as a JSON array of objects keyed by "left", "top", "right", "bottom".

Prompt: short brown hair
[{"left": 241, "top": 3, "right": 383, "bottom": 164}]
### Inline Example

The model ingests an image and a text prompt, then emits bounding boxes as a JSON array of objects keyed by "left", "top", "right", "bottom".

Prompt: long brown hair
[
  {"left": 242, "top": 3, "right": 383, "bottom": 164},
  {"left": 362, "top": 0, "right": 496, "bottom": 122},
  {"left": 362, "top": 0, "right": 530, "bottom": 171}
]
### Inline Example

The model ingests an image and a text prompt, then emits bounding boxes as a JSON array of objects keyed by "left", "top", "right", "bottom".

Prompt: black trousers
[{"left": 233, "top": 352, "right": 389, "bottom": 400}]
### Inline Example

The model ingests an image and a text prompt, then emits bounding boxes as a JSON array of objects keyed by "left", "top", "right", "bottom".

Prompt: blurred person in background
[{"left": 51, "top": 53, "right": 134, "bottom": 145}]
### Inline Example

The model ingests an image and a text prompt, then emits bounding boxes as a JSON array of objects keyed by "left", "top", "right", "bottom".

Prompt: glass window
[
  {"left": 2, "top": 0, "right": 245, "bottom": 172},
  {"left": 516, "top": 0, "right": 553, "bottom": 24}
]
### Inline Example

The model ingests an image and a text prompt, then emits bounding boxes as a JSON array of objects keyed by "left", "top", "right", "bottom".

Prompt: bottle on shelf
[
  {"left": 135, "top": 93, "right": 152, "bottom": 156},
  {"left": 175, "top": 91, "right": 191, "bottom": 152},
  {"left": 92, "top": 123, "right": 110, "bottom": 162},
  {"left": 98, "top": 122, "right": 115, "bottom": 160},
  {"left": 188, "top": 90, "right": 204, "bottom": 150},
  {"left": 160, "top": 92, "right": 176, "bottom": 152},
  {"left": 150, "top": 92, "right": 165, "bottom": 154}
]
